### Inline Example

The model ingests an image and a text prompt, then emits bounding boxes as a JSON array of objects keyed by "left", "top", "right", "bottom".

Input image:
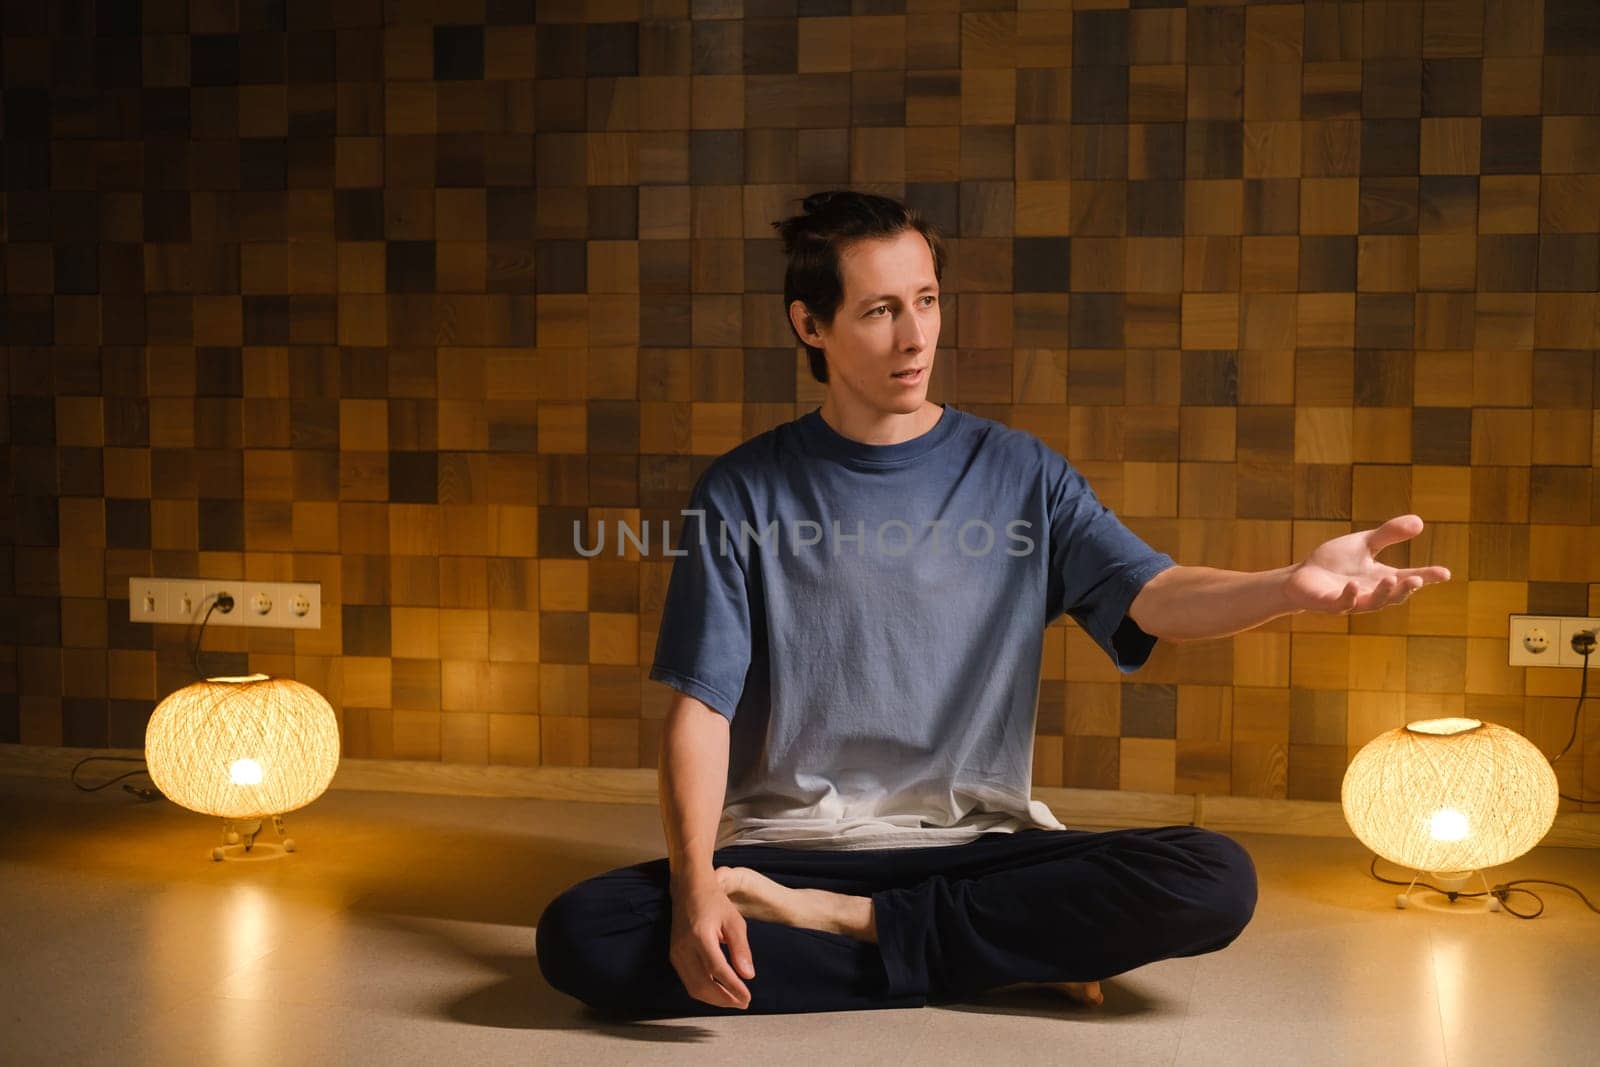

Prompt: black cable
[
  {"left": 1549, "top": 638, "right": 1596, "bottom": 805},
  {"left": 189, "top": 591, "right": 235, "bottom": 679},
  {"left": 1366, "top": 854, "right": 1600, "bottom": 921},
  {"left": 70, "top": 755, "right": 160, "bottom": 801}
]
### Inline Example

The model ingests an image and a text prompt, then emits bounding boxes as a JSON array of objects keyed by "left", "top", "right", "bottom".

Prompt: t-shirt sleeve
[
  {"left": 1044, "top": 454, "right": 1177, "bottom": 672},
  {"left": 647, "top": 468, "right": 754, "bottom": 722}
]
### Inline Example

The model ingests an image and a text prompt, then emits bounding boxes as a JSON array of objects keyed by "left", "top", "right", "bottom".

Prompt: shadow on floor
[
  {"left": 440, "top": 964, "right": 1167, "bottom": 1037},
  {"left": 937, "top": 978, "right": 1167, "bottom": 1021},
  {"left": 450, "top": 971, "right": 722, "bottom": 1040}
]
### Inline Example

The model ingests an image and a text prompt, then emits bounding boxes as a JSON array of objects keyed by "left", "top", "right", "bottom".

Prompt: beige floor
[{"left": 2, "top": 773, "right": 1598, "bottom": 1067}]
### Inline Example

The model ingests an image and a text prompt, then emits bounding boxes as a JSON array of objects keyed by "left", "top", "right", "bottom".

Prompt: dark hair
[{"left": 771, "top": 190, "right": 947, "bottom": 384}]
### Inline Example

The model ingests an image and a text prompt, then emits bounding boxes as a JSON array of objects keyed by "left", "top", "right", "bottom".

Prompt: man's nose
[{"left": 897, "top": 314, "right": 927, "bottom": 351}]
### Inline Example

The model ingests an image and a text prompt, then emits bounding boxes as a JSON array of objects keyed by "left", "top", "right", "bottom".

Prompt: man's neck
[{"left": 817, "top": 394, "right": 943, "bottom": 446}]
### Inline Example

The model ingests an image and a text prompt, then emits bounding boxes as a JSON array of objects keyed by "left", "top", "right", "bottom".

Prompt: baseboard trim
[{"left": 7, "top": 742, "right": 1597, "bottom": 849}]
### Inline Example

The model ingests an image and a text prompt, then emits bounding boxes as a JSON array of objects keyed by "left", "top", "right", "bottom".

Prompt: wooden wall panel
[{"left": 2, "top": 3, "right": 1597, "bottom": 810}]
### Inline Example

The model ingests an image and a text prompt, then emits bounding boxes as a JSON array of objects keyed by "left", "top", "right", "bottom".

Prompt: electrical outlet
[
  {"left": 1508, "top": 615, "right": 1562, "bottom": 667},
  {"left": 1556, "top": 617, "right": 1600, "bottom": 668},
  {"left": 241, "top": 581, "right": 322, "bottom": 630},
  {"left": 1509, "top": 614, "right": 1599, "bottom": 668},
  {"left": 201, "top": 581, "right": 246, "bottom": 626},
  {"left": 125, "top": 578, "right": 321, "bottom": 630}
]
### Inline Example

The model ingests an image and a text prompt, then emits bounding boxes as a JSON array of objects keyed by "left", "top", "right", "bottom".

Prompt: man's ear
[{"left": 789, "top": 301, "right": 822, "bottom": 346}]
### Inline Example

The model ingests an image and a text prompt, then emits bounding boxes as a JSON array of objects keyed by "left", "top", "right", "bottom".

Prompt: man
[{"left": 536, "top": 191, "right": 1450, "bottom": 1020}]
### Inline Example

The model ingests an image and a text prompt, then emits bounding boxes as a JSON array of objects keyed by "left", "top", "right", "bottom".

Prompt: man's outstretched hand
[{"left": 1284, "top": 514, "right": 1452, "bottom": 615}]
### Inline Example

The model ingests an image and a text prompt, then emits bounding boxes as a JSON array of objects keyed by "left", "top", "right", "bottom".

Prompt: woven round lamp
[
  {"left": 145, "top": 674, "right": 340, "bottom": 861},
  {"left": 1341, "top": 717, "right": 1559, "bottom": 909}
]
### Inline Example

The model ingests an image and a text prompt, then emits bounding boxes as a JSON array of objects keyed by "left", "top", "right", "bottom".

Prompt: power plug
[{"left": 1574, "top": 628, "right": 1597, "bottom": 658}]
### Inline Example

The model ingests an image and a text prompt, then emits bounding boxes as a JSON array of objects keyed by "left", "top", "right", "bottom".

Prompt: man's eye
[
  {"left": 920, "top": 295, "right": 937, "bottom": 306},
  {"left": 868, "top": 306, "right": 888, "bottom": 316}
]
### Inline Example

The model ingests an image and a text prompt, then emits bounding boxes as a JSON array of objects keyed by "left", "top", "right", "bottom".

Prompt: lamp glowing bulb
[
  {"left": 145, "top": 674, "right": 339, "bottom": 821},
  {"left": 229, "top": 758, "right": 264, "bottom": 786},
  {"left": 1428, "top": 807, "right": 1469, "bottom": 842},
  {"left": 1342, "top": 716, "right": 1559, "bottom": 910}
]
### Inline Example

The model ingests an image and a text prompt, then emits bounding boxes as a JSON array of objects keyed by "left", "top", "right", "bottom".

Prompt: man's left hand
[{"left": 1284, "top": 514, "right": 1452, "bottom": 615}]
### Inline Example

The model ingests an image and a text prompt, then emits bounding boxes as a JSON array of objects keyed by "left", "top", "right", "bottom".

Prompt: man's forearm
[
  {"left": 658, "top": 693, "right": 732, "bottom": 888},
  {"left": 1128, "top": 563, "right": 1301, "bottom": 642}
]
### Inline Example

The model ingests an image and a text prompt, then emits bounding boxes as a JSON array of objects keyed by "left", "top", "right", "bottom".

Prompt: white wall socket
[
  {"left": 1508, "top": 614, "right": 1600, "bottom": 668},
  {"left": 1556, "top": 617, "right": 1600, "bottom": 668},
  {"left": 127, "top": 578, "right": 322, "bottom": 630}
]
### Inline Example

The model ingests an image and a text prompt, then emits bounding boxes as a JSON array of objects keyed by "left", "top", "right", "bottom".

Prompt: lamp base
[
  {"left": 1394, "top": 868, "right": 1501, "bottom": 913},
  {"left": 210, "top": 814, "right": 297, "bottom": 862},
  {"left": 211, "top": 841, "right": 292, "bottom": 862}
]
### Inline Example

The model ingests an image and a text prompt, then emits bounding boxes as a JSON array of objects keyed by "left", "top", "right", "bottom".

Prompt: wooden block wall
[{"left": 2, "top": 0, "right": 1598, "bottom": 809}]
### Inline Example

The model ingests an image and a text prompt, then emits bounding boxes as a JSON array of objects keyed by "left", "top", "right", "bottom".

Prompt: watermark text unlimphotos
[{"left": 573, "top": 512, "right": 1039, "bottom": 558}]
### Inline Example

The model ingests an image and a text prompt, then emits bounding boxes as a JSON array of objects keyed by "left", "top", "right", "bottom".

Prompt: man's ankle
[{"left": 838, "top": 894, "right": 877, "bottom": 943}]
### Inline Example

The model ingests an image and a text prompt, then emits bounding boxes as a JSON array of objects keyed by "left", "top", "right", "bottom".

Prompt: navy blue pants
[{"left": 536, "top": 825, "right": 1258, "bottom": 1019}]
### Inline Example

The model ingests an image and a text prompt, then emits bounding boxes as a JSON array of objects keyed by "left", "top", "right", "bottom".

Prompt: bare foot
[
  {"left": 717, "top": 865, "right": 833, "bottom": 933},
  {"left": 716, "top": 866, "right": 808, "bottom": 926},
  {"left": 996, "top": 979, "right": 1105, "bottom": 1006},
  {"left": 1049, "top": 980, "right": 1104, "bottom": 1006},
  {"left": 718, "top": 866, "right": 881, "bottom": 943}
]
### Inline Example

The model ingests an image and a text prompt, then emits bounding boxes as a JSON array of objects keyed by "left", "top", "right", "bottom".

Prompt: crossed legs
[{"left": 536, "top": 825, "right": 1257, "bottom": 1019}]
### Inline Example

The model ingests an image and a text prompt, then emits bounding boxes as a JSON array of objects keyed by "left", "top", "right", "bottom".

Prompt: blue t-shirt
[{"left": 649, "top": 403, "right": 1177, "bottom": 850}]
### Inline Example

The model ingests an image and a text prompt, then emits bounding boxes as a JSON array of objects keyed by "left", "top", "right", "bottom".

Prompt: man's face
[{"left": 793, "top": 229, "right": 941, "bottom": 414}]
